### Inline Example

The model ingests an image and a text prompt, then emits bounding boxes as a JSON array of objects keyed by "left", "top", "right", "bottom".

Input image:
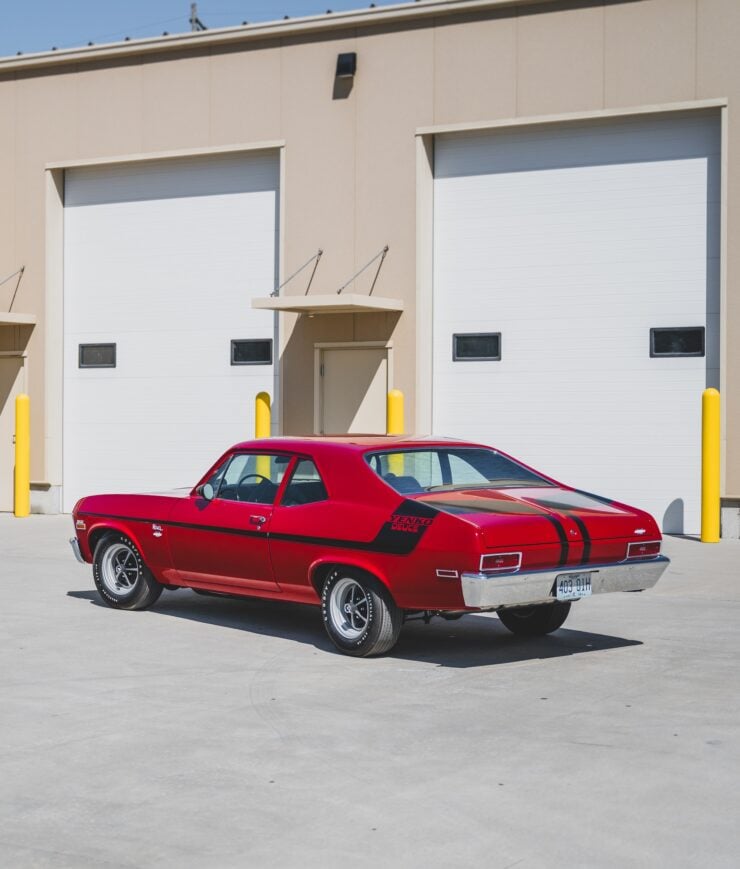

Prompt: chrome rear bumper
[
  {"left": 460, "top": 556, "right": 670, "bottom": 609},
  {"left": 69, "top": 537, "right": 86, "bottom": 564}
]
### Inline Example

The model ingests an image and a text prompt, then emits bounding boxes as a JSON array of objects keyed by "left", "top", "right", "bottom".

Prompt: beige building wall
[{"left": 0, "top": 0, "right": 738, "bottom": 498}]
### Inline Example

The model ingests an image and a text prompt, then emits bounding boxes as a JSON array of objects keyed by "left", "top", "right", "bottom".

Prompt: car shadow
[
  {"left": 392, "top": 618, "right": 641, "bottom": 668},
  {"left": 66, "top": 589, "right": 641, "bottom": 668}
]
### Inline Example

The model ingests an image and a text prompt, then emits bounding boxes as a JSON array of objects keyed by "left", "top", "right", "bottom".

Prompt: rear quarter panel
[
  {"left": 267, "top": 471, "right": 481, "bottom": 610},
  {"left": 376, "top": 510, "right": 481, "bottom": 609}
]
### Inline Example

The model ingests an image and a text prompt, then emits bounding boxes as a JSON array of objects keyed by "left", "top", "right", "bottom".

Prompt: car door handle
[{"left": 250, "top": 515, "right": 267, "bottom": 527}]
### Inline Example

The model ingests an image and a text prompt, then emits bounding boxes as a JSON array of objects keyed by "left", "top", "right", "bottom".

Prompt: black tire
[
  {"left": 497, "top": 602, "right": 571, "bottom": 636},
  {"left": 321, "top": 569, "right": 402, "bottom": 657},
  {"left": 93, "top": 532, "right": 163, "bottom": 611}
]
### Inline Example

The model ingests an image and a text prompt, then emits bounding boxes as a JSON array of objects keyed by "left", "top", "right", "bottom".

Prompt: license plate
[{"left": 556, "top": 572, "right": 593, "bottom": 601}]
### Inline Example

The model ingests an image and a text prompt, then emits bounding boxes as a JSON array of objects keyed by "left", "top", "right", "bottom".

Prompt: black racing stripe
[
  {"left": 540, "top": 514, "right": 569, "bottom": 566},
  {"left": 569, "top": 515, "right": 592, "bottom": 565},
  {"left": 83, "top": 502, "right": 437, "bottom": 557},
  {"left": 85, "top": 512, "right": 266, "bottom": 540}
]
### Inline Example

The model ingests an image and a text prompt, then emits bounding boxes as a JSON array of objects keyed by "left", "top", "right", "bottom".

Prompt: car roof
[{"left": 228, "top": 435, "right": 484, "bottom": 454}]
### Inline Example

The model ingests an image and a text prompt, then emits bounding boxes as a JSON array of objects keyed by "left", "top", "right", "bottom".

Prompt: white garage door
[
  {"left": 433, "top": 112, "right": 720, "bottom": 534},
  {"left": 63, "top": 151, "right": 279, "bottom": 512}
]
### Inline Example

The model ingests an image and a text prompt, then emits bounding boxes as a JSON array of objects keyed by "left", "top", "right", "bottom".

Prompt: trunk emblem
[{"left": 634, "top": 528, "right": 647, "bottom": 535}]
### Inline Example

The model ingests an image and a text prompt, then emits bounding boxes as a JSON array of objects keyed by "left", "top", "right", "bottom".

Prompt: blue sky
[{"left": 1, "top": 0, "right": 403, "bottom": 58}]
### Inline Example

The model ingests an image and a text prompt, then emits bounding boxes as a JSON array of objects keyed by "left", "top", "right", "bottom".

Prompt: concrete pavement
[{"left": 1, "top": 515, "right": 738, "bottom": 868}]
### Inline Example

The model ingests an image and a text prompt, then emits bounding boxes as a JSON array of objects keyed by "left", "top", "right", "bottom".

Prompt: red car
[{"left": 70, "top": 437, "right": 669, "bottom": 657}]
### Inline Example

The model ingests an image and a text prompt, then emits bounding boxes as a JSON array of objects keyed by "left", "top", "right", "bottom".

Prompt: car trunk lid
[{"left": 416, "top": 486, "right": 658, "bottom": 568}]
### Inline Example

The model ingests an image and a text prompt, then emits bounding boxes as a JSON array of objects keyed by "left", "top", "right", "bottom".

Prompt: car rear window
[{"left": 366, "top": 448, "right": 551, "bottom": 495}]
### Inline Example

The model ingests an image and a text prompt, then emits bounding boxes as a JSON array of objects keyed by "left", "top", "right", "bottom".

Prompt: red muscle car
[{"left": 69, "top": 437, "right": 669, "bottom": 657}]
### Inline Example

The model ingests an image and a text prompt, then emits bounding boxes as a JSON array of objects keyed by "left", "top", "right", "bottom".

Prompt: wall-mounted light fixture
[{"left": 336, "top": 52, "right": 357, "bottom": 79}]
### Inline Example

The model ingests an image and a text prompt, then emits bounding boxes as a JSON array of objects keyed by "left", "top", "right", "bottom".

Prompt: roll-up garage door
[
  {"left": 63, "top": 151, "right": 279, "bottom": 512},
  {"left": 433, "top": 112, "right": 720, "bottom": 534}
]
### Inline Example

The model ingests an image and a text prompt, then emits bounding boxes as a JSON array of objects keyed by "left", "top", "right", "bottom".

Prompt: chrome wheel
[
  {"left": 100, "top": 542, "right": 141, "bottom": 595},
  {"left": 329, "top": 577, "right": 370, "bottom": 641},
  {"left": 321, "top": 570, "right": 403, "bottom": 656}
]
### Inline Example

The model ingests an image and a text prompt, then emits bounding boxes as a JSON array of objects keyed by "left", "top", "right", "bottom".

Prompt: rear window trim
[{"left": 364, "top": 446, "right": 553, "bottom": 493}]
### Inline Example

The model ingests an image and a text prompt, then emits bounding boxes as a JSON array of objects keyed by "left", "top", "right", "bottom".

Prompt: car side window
[
  {"left": 216, "top": 453, "right": 291, "bottom": 505},
  {"left": 369, "top": 451, "right": 443, "bottom": 494},
  {"left": 281, "top": 459, "right": 328, "bottom": 507}
]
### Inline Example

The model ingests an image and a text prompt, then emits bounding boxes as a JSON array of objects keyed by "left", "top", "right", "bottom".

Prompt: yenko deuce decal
[{"left": 372, "top": 500, "right": 438, "bottom": 555}]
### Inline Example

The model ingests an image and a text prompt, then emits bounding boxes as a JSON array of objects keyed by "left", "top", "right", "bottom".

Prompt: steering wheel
[{"left": 236, "top": 473, "right": 271, "bottom": 501}]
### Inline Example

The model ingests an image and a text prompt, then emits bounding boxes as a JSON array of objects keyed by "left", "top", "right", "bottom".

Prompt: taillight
[
  {"left": 626, "top": 540, "right": 661, "bottom": 560},
  {"left": 480, "top": 552, "right": 522, "bottom": 573}
]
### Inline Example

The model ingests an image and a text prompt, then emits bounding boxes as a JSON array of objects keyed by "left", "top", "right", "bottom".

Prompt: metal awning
[
  {"left": 251, "top": 294, "right": 404, "bottom": 315},
  {"left": 0, "top": 313, "right": 36, "bottom": 327}
]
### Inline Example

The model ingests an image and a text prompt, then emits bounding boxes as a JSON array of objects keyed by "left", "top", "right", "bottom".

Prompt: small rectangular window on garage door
[
  {"left": 453, "top": 333, "right": 501, "bottom": 361},
  {"left": 650, "top": 327, "right": 705, "bottom": 358},
  {"left": 79, "top": 343, "right": 116, "bottom": 368},
  {"left": 231, "top": 339, "right": 273, "bottom": 365}
]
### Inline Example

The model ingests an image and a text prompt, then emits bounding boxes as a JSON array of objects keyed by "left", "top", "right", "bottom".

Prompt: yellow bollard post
[
  {"left": 14, "top": 393, "right": 30, "bottom": 518},
  {"left": 387, "top": 389, "right": 404, "bottom": 436},
  {"left": 701, "top": 388, "right": 721, "bottom": 543},
  {"left": 255, "top": 392, "right": 271, "bottom": 439},
  {"left": 255, "top": 392, "right": 271, "bottom": 480},
  {"left": 387, "top": 390, "right": 405, "bottom": 476}
]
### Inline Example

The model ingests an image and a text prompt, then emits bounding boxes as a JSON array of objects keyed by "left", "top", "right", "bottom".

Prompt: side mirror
[{"left": 196, "top": 483, "right": 215, "bottom": 501}]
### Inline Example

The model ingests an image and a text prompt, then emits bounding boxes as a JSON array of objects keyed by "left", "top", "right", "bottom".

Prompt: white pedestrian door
[
  {"left": 318, "top": 346, "right": 388, "bottom": 434},
  {"left": 0, "top": 357, "right": 24, "bottom": 512}
]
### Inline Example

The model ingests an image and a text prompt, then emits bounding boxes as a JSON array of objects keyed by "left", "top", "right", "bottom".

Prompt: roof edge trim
[{"left": 0, "top": 0, "right": 559, "bottom": 73}]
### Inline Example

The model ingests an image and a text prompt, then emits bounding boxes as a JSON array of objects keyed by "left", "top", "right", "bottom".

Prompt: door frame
[
  {"left": 0, "top": 351, "right": 28, "bottom": 512},
  {"left": 313, "top": 341, "right": 393, "bottom": 435}
]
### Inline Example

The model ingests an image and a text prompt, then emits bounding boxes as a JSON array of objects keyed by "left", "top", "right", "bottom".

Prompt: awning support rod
[
  {"left": 270, "top": 249, "right": 323, "bottom": 297},
  {"left": 1, "top": 266, "right": 25, "bottom": 313},
  {"left": 336, "top": 245, "right": 389, "bottom": 295}
]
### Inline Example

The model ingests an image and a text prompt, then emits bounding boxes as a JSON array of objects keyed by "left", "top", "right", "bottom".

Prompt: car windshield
[{"left": 366, "top": 447, "right": 553, "bottom": 495}]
